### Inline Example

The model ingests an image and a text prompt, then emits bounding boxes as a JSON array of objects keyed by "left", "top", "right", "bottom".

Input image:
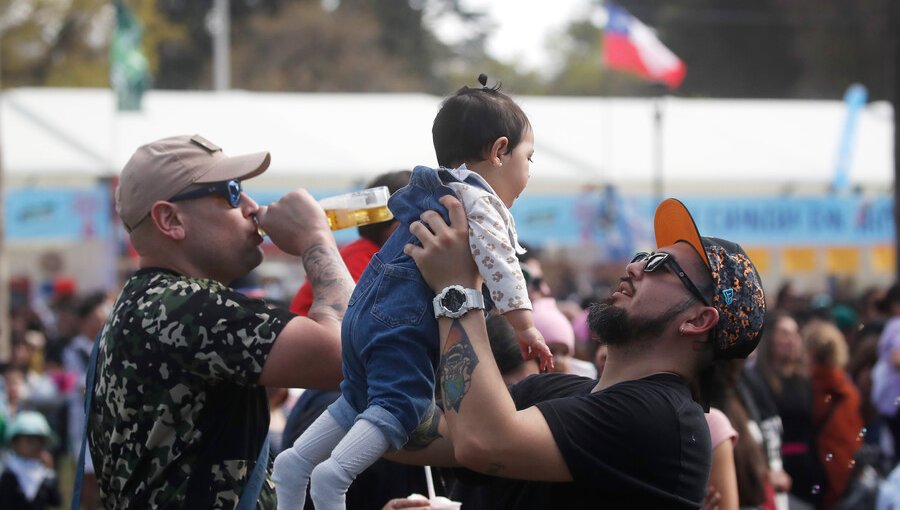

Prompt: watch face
[{"left": 442, "top": 288, "right": 466, "bottom": 312}]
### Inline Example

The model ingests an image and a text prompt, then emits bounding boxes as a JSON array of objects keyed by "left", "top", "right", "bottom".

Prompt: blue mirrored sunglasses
[
  {"left": 631, "top": 251, "right": 711, "bottom": 306},
  {"left": 169, "top": 179, "right": 242, "bottom": 208}
]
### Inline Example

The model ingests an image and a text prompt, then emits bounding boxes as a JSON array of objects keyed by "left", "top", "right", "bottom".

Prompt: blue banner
[
  {"left": 512, "top": 189, "right": 654, "bottom": 260},
  {"left": 8, "top": 185, "right": 893, "bottom": 250},
  {"left": 249, "top": 187, "right": 895, "bottom": 249},
  {"left": 682, "top": 196, "right": 894, "bottom": 245},
  {"left": 6, "top": 186, "right": 112, "bottom": 241}
]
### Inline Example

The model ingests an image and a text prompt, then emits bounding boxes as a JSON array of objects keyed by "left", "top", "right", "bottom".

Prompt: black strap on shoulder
[{"left": 71, "top": 332, "right": 101, "bottom": 510}]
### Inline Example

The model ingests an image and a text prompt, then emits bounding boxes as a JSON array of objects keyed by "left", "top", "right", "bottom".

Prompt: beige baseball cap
[{"left": 115, "top": 134, "right": 271, "bottom": 232}]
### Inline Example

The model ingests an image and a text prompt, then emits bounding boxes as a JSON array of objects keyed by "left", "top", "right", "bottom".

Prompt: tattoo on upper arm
[
  {"left": 439, "top": 319, "right": 479, "bottom": 413},
  {"left": 303, "top": 245, "right": 353, "bottom": 321},
  {"left": 405, "top": 406, "right": 443, "bottom": 450}
]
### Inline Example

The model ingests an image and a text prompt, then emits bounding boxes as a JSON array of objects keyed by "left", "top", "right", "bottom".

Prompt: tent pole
[
  {"left": 212, "top": 0, "right": 230, "bottom": 91},
  {"left": 653, "top": 95, "right": 664, "bottom": 206},
  {"left": 893, "top": 0, "right": 900, "bottom": 277},
  {"left": 0, "top": 89, "right": 9, "bottom": 363}
]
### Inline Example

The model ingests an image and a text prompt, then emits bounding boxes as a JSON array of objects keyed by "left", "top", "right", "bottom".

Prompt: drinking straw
[{"left": 424, "top": 465, "right": 436, "bottom": 500}]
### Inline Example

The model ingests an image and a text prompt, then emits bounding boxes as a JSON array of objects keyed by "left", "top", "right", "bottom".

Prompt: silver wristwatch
[{"left": 433, "top": 285, "right": 485, "bottom": 319}]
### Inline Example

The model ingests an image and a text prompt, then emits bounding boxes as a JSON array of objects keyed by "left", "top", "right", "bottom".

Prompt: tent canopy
[{"left": 2, "top": 88, "right": 893, "bottom": 194}]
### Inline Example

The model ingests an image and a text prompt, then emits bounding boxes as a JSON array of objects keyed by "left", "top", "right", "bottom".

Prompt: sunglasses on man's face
[
  {"left": 169, "top": 180, "right": 243, "bottom": 208},
  {"left": 631, "top": 251, "right": 710, "bottom": 306}
]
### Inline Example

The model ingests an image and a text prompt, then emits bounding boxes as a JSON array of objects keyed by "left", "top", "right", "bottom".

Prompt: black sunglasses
[
  {"left": 631, "top": 251, "right": 710, "bottom": 306},
  {"left": 169, "top": 180, "right": 243, "bottom": 208}
]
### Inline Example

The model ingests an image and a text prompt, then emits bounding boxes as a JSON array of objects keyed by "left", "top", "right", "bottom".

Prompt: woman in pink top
[{"left": 706, "top": 408, "right": 739, "bottom": 510}]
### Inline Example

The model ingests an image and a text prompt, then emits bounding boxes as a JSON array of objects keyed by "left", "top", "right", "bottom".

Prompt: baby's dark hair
[{"left": 432, "top": 73, "right": 531, "bottom": 168}]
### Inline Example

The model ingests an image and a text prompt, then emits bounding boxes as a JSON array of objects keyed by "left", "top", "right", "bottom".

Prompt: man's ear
[
  {"left": 149, "top": 201, "right": 187, "bottom": 241},
  {"left": 487, "top": 137, "right": 509, "bottom": 167},
  {"left": 681, "top": 306, "right": 719, "bottom": 337}
]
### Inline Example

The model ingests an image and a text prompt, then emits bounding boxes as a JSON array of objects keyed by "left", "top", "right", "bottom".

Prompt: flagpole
[
  {"left": 652, "top": 86, "right": 666, "bottom": 206},
  {"left": 0, "top": 87, "right": 8, "bottom": 364},
  {"left": 601, "top": 4, "right": 683, "bottom": 207},
  {"left": 892, "top": 0, "right": 900, "bottom": 277},
  {"left": 212, "top": 0, "right": 230, "bottom": 91},
  {"left": 0, "top": 28, "right": 9, "bottom": 363}
]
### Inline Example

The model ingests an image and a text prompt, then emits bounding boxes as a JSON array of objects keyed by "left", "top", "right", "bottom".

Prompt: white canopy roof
[{"left": 2, "top": 88, "right": 893, "bottom": 193}]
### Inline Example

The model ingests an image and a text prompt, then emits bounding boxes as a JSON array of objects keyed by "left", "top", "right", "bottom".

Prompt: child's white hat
[{"left": 5, "top": 410, "right": 53, "bottom": 442}]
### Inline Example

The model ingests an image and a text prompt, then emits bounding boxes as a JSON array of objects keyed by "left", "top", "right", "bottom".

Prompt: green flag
[{"left": 110, "top": 0, "right": 150, "bottom": 111}]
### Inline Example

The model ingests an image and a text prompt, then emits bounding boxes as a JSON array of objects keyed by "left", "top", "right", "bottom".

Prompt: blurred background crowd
[
  {"left": 6, "top": 249, "right": 900, "bottom": 509},
  {"left": 4, "top": 0, "right": 900, "bottom": 508}
]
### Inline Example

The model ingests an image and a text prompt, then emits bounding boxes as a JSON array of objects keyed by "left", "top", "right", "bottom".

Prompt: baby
[{"left": 273, "top": 74, "right": 552, "bottom": 510}]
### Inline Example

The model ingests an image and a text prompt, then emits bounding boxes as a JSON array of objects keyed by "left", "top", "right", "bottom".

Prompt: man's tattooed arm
[
  {"left": 439, "top": 318, "right": 480, "bottom": 413},
  {"left": 405, "top": 406, "right": 444, "bottom": 450},
  {"left": 438, "top": 318, "right": 510, "bottom": 475},
  {"left": 303, "top": 244, "right": 353, "bottom": 323}
]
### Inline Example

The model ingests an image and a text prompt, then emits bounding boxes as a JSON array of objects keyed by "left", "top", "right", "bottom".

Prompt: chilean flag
[{"left": 602, "top": 4, "right": 686, "bottom": 89}]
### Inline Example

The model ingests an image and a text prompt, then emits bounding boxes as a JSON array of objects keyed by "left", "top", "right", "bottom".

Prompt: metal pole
[
  {"left": 212, "top": 0, "right": 230, "bottom": 91},
  {"left": 893, "top": 0, "right": 900, "bottom": 277},
  {"left": 0, "top": 41, "right": 9, "bottom": 363},
  {"left": 653, "top": 96, "right": 664, "bottom": 205}
]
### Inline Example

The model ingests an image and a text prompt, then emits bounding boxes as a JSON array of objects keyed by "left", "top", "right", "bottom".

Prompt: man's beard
[{"left": 588, "top": 296, "right": 690, "bottom": 347}]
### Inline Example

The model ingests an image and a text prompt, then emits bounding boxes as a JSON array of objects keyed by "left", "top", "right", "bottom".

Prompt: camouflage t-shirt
[{"left": 88, "top": 268, "right": 295, "bottom": 509}]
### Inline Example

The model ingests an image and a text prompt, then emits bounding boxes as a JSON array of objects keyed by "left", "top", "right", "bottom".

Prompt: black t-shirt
[
  {"left": 452, "top": 373, "right": 711, "bottom": 510},
  {"left": 740, "top": 366, "right": 786, "bottom": 469},
  {"left": 744, "top": 367, "right": 824, "bottom": 506}
]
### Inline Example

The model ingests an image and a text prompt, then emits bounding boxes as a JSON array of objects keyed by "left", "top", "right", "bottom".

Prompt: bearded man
[{"left": 391, "top": 197, "right": 766, "bottom": 510}]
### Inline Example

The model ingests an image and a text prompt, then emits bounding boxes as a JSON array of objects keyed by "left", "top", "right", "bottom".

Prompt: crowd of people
[
  {"left": 4, "top": 210, "right": 900, "bottom": 510},
  {"left": 1, "top": 76, "right": 900, "bottom": 510},
  {"left": 6, "top": 257, "right": 900, "bottom": 509}
]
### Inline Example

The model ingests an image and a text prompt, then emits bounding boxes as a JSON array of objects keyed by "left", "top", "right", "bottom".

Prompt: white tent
[
  {"left": 2, "top": 88, "right": 896, "bottom": 298},
  {"left": 2, "top": 88, "right": 893, "bottom": 194}
]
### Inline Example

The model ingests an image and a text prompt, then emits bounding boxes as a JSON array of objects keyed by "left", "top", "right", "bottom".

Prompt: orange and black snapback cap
[{"left": 654, "top": 198, "right": 766, "bottom": 360}]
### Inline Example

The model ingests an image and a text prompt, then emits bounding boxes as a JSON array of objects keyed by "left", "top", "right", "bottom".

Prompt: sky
[{"left": 426, "top": 0, "right": 605, "bottom": 73}]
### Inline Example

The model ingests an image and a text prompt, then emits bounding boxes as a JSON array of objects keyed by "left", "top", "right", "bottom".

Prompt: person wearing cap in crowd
[
  {"left": 0, "top": 410, "right": 61, "bottom": 510},
  {"left": 391, "top": 196, "right": 766, "bottom": 509},
  {"left": 86, "top": 135, "right": 354, "bottom": 509}
]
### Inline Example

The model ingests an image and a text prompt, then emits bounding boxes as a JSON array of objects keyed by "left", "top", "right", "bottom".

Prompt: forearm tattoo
[
  {"left": 439, "top": 319, "right": 479, "bottom": 413},
  {"left": 302, "top": 244, "right": 353, "bottom": 321}
]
